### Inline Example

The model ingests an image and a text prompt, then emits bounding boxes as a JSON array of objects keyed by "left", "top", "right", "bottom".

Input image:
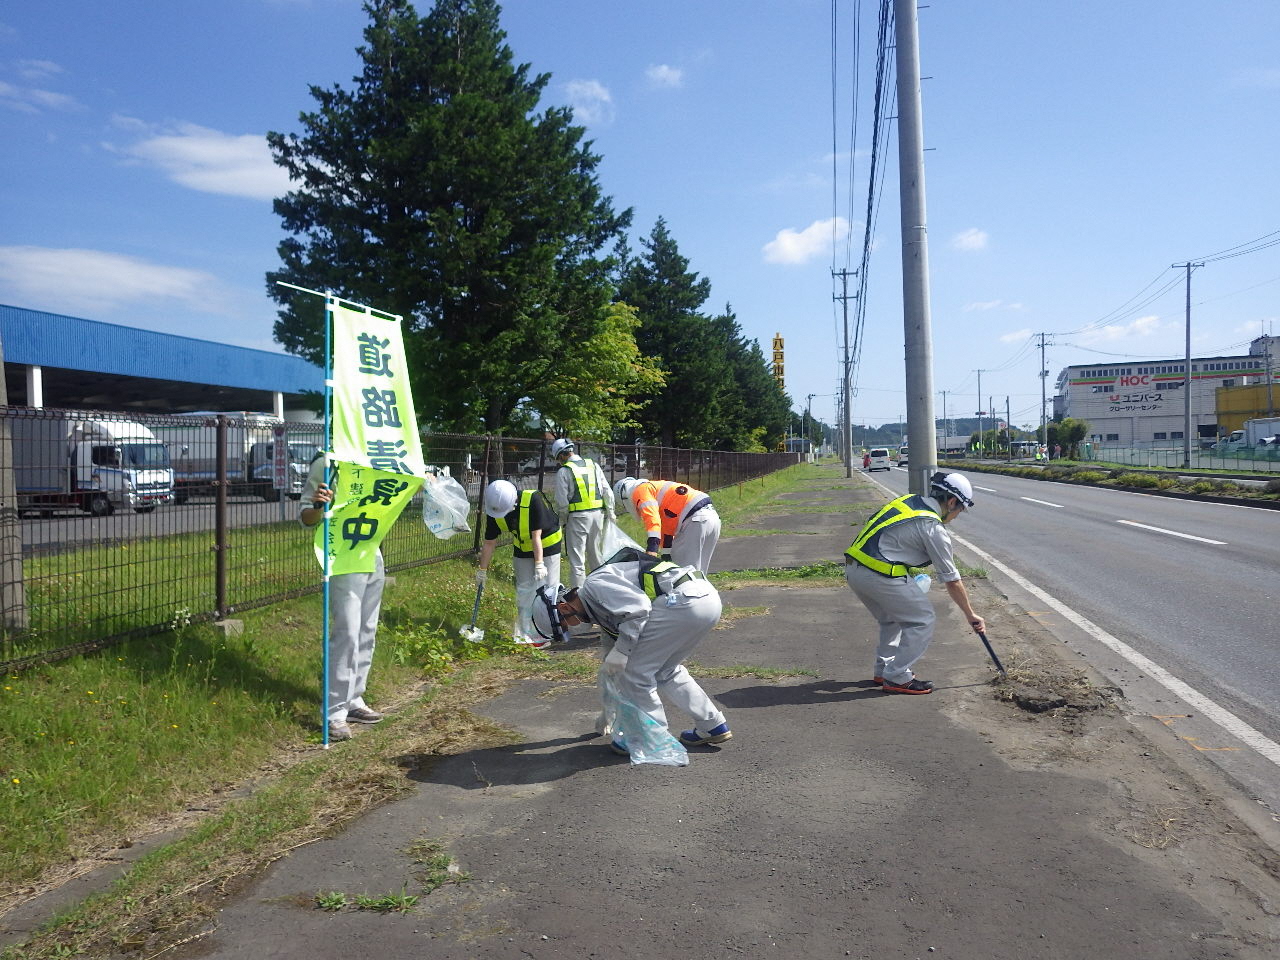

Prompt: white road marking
[
  {"left": 952, "top": 535, "right": 1280, "bottom": 768},
  {"left": 1115, "top": 519, "right": 1226, "bottom": 545},
  {"left": 974, "top": 485, "right": 997, "bottom": 493},
  {"left": 1020, "top": 496, "right": 1064, "bottom": 509}
]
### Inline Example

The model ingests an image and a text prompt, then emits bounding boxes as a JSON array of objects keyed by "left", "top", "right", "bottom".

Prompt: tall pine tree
[{"left": 267, "top": 0, "right": 631, "bottom": 433}]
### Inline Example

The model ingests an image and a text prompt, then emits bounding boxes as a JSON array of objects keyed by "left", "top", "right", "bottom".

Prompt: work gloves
[
  {"left": 534, "top": 561, "right": 548, "bottom": 582},
  {"left": 475, "top": 568, "right": 487, "bottom": 586},
  {"left": 646, "top": 536, "right": 661, "bottom": 555}
]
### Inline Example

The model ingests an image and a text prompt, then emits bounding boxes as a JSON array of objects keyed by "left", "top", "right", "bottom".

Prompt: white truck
[
  {"left": 11, "top": 415, "right": 174, "bottom": 516},
  {"left": 1215, "top": 416, "right": 1280, "bottom": 451},
  {"left": 153, "top": 413, "right": 318, "bottom": 503}
]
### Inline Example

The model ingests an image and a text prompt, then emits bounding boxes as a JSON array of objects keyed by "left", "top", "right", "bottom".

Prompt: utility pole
[
  {"left": 833, "top": 268, "right": 856, "bottom": 478},
  {"left": 975, "top": 369, "right": 984, "bottom": 456},
  {"left": 1038, "top": 332, "right": 1050, "bottom": 453},
  {"left": 805, "top": 392, "right": 816, "bottom": 460},
  {"left": 894, "top": 0, "right": 936, "bottom": 494},
  {"left": 941, "top": 389, "right": 948, "bottom": 458},
  {"left": 1006, "top": 395, "right": 1012, "bottom": 461},
  {"left": 1173, "top": 261, "right": 1202, "bottom": 468},
  {"left": 0, "top": 329, "right": 28, "bottom": 636}
]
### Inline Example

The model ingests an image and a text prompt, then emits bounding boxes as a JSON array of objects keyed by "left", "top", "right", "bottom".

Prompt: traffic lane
[
  {"left": 20, "top": 498, "right": 300, "bottom": 554},
  {"left": 875, "top": 467, "right": 1280, "bottom": 739}
]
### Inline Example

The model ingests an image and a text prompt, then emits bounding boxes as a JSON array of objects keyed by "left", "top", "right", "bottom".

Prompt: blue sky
[{"left": 2, "top": 0, "right": 1279, "bottom": 431}]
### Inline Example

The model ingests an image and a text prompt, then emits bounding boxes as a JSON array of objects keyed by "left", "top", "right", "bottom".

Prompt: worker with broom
[{"left": 843, "top": 471, "right": 985, "bottom": 695}]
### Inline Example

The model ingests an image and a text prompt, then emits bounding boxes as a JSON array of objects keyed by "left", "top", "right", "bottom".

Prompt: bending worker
[
  {"left": 843, "top": 471, "right": 985, "bottom": 695},
  {"left": 530, "top": 548, "right": 732, "bottom": 755},
  {"left": 613, "top": 476, "right": 720, "bottom": 572},
  {"left": 550, "top": 438, "right": 616, "bottom": 588},
  {"left": 477, "top": 479, "right": 562, "bottom": 648}
]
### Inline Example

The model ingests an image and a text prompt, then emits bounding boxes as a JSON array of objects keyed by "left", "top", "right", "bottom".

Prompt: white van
[{"left": 866, "top": 447, "right": 891, "bottom": 471}]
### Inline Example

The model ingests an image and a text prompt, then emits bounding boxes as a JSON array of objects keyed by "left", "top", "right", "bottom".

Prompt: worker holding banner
[{"left": 305, "top": 299, "right": 427, "bottom": 743}]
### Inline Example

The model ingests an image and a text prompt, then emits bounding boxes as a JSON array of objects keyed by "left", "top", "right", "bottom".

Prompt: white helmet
[
  {"left": 483, "top": 479, "right": 518, "bottom": 518},
  {"left": 530, "top": 583, "right": 570, "bottom": 643},
  {"left": 550, "top": 438, "right": 574, "bottom": 459},
  {"left": 930, "top": 471, "right": 974, "bottom": 509},
  {"left": 613, "top": 477, "right": 640, "bottom": 517}
]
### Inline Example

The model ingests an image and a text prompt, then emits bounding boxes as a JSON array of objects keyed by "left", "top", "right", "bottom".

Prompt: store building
[{"left": 1053, "top": 335, "right": 1279, "bottom": 445}]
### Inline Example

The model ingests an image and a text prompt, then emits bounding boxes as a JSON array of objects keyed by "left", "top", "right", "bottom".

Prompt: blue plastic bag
[{"left": 600, "top": 655, "right": 688, "bottom": 767}]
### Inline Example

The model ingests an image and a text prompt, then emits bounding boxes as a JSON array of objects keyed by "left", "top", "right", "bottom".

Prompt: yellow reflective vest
[
  {"left": 494, "top": 489, "right": 563, "bottom": 554},
  {"left": 561, "top": 456, "right": 604, "bottom": 511},
  {"left": 844, "top": 494, "right": 940, "bottom": 577}
]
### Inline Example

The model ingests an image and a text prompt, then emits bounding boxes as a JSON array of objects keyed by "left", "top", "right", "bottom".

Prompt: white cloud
[
  {"left": 1079, "top": 314, "right": 1162, "bottom": 344},
  {"left": 114, "top": 123, "right": 291, "bottom": 201},
  {"left": 999, "top": 328, "right": 1032, "bottom": 343},
  {"left": 950, "top": 227, "right": 988, "bottom": 252},
  {"left": 0, "top": 247, "right": 228, "bottom": 317},
  {"left": 0, "top": 78, "right": 82, "bottom": 113},
  {"left": 645, "top": 64, "right": 683, "bottom": 89},
  {"left": 564, "top": 79, "right": 614, "bottom": 126},
  {"left": 17, "top": 59, "right": 63, "bottom": 81},
  {"left": 762, "top": 217, "right": 848, "bottom": 265},
  {"left": 964, "top": 300, "right": 1003, "bottom": 312}
]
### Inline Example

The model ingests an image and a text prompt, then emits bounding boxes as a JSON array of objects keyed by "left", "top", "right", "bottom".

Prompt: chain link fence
[{"left": 0, "top": 406, "right": 798, "bottom": 671}]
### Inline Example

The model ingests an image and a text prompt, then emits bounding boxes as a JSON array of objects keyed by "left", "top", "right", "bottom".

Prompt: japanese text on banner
[{"left": 316, "top": 303, "right": 426, "bottom": 574}]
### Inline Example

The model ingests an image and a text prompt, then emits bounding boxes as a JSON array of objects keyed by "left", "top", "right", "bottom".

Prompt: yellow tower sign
[{"left": 772, "top": 333, "right": 784, "bottom": 389}]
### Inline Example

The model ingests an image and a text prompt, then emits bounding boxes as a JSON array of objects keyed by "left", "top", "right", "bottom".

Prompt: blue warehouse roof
[{"left": 0, "top": 304, "right": 322, "bottom": 396}]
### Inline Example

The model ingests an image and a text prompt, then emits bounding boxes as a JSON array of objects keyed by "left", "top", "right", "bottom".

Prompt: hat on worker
[
  {"left": 613, "top": 477, "right": 641, "bottom": 517},
  {"left": 929, "top": 471, "right": 974, "bottom": 509},
  {"left": 531, "top": 582, "right": 570, "bottom": 642},
  {"left": 483, "top": 479, "right": 519, "bottom": 518},
  {"left": 550, "top": 438, "right": 575, "bottom": 459}
]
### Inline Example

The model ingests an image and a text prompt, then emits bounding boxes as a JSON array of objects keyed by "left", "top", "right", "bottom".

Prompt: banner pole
[{"left": 321, "top": 294, "right": 334, "bottom": 748}]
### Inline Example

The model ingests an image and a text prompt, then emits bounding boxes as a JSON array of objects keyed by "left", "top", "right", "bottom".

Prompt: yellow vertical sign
[{"left": 315, "top": 303, "right": 425, "bottom": 574}]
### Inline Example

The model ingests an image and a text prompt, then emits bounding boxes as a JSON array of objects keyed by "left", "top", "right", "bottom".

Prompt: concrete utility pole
[
  {"left": 1174, "top": 261, "right": 1202, "bottom": 468},
  {"left": 1039, "top": 332, "right": 1050, "bottom": 451},
  {"left": 941, "top": 390, "right": 948, "bottom": 457},
  {"left": 975, "top": 369, "right": 984, "bottom": 456},
  {"left": 833, "top": 268, "right": 856, "bottom": 478},
  {"left": 894, "top": 0, "right": 936, "bottom": 494}
]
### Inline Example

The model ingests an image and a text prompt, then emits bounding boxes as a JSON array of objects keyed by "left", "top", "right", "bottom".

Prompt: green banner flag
[{"left": 316, "top": 303, "right": 426, "bottom": 574}]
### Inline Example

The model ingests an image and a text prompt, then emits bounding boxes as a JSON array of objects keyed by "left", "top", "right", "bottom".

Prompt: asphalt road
[{"left": 875, "top": 464, "right": 1280, "bottom": 764}]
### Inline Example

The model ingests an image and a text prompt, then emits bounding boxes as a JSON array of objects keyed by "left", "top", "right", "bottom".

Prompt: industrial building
[
  {"left": 0, "top": 304, "right": 322, "bottom": 416},
  {"left": 1052, "top": 335, "right": 1278, "bottom": 445}
]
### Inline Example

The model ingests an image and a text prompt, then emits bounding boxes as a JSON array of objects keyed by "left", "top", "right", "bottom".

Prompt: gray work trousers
[
  {"left": 513, "top": 552, "right": 562, "bottom": 640},
  {"left": 845, "top": 561, "right": 935, "bottom": 684},
  {"left": 612, "top": 583, "right": 726, "bottom": 737},
  {"left": 669, "top": 506, "right": 721, "bottom": 573},
  {"left": 328, "top": 551, "right": 385, "bottom": 722},
  {"left": 562, "top": 509, "right": 606, "bottom": 588}
]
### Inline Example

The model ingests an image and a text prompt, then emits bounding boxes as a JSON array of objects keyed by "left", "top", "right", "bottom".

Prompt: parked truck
[
  {"left": 11, "top": 415, "right": 174, "bottom": 516},
  {"left": 153, "top": 413, "right": 318, "bottom": 503},
  {"left": 1215, "top": 416, "right": 1280, "bottom": 451}
]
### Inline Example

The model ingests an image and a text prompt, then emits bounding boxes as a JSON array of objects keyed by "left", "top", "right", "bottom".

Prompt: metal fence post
[{"left": 215, "top": 414, "right": 229, "bottom": 617}]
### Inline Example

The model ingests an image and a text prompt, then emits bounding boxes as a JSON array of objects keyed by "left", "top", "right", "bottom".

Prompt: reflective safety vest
[
  {"left": 494, "top": 489, "right": 563, "bottom": 554},
  {"left": 604, "top": 548, "right": 707, "bottom": 598},
  {"left": 844, "top": 494, "right": 940, "bottom": 577},
  {"left": 633, "top": 480, "right": 713, "bottom": 548},
  {"left": 561, "top": 456, "right": 604, "bottom": 512}
]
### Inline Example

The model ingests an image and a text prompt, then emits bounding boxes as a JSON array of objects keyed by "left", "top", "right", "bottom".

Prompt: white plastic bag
[
  {"left": 421, "top": 474, "right": 472, "bottom": 539},
  {"left": 598, "top": 517, "right": 645, "bottom": 558},
  {"left": 600, "top": 651, "right": 688, "bottom": 767}
]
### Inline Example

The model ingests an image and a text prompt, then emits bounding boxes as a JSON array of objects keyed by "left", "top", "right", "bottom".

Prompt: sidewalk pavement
[{"left": 168, "top": 470, "right": 1280, "bottom": 958}]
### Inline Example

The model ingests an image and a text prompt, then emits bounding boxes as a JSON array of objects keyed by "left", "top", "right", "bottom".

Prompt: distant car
[
  {"left": 517, "top": 456, "right": 546, "bottom": 474},
  {"left": 897, "top": 446, "right": 909, "bottom": 466},
  {"left": 866, "top": 447, "right": 891, "bottom": 471}
]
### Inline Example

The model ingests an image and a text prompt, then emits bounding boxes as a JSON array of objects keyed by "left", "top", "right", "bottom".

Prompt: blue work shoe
[
  {"left": 609, "top": 739, "right": 629, "bottom": 756},
  {"left": 679, "top": 722, "right": 733, "bottom": 747}
]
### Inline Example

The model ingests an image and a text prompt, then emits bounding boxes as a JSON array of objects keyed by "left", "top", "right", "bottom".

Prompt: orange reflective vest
[{"left": 630, "top": 480, "right": 713, "bottom": 549}]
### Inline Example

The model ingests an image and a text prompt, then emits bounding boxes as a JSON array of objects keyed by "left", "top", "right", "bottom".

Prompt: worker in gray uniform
[
  {"left": 843, "top": 471, "right": 985, "bottom": 695},
  {"left": 550, "top": 438, "right": 616, "bottom": 589},
  {"left": 531, "top": 547, "right": 732, "bottom": 753}
]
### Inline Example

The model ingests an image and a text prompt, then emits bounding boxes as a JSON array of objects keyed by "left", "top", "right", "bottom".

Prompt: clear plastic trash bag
[
  {"left": 598, "top": 518, "right": 645, "bottom": 557},
  {"left": 421, "top": 474, "right": 472, "bottom": 540},
  {"left": 599, "top": 651, "right": 688, "bottom": 767}
]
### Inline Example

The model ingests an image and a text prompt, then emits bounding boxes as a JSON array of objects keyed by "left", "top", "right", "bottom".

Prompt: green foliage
[
  {"left": 315, "top": 891, "right": 348, "bottom": 911},
  {"left": 1070, "top": 470, "right": 1109, "bottom": 483},
  {"left": 267, "top": 0, "right": 631, "bottom": 434},
  {"left": 617, "top": 220, "right": 791, "bottom": 450}
]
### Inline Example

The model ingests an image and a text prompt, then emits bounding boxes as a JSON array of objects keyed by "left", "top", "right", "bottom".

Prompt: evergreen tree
[
  {"left": 267, "top": 0, "right": 631, "bottom": 433},
  {"left": 708, "top": 305, "right": 792, "bottom": 451}
]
